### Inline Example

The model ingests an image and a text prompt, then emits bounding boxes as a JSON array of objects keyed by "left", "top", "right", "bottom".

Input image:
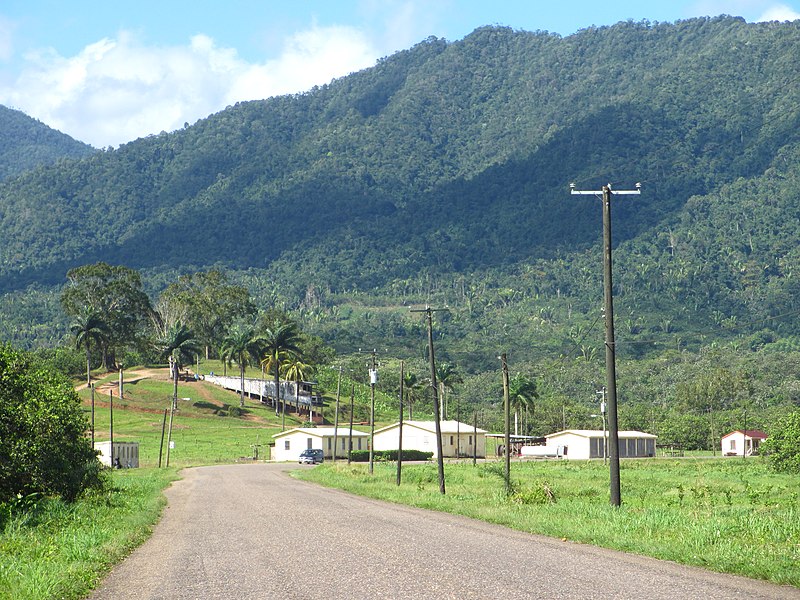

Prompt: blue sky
[{"left": 1, "top": 0, "right": 798, "bottom": 147}]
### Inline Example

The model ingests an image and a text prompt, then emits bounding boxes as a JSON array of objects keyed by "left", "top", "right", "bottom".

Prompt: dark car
[{"left": 299, "top": 448, "right": 324, "bottom": 464}]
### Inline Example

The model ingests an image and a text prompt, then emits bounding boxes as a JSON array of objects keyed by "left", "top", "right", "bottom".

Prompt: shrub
[
  {"left": 0, "top": 344, "right": 103, "bottom": 503},
  {"left": 761, "top": 410, "right": 800, "bottom": 474},
  {"left": 348, "top": 450, "right": 433, "bottom": 462}
]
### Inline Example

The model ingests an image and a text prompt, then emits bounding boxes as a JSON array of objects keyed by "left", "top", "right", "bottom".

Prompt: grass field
[
  {"left": 295, "top": 457, "right": 800, "bottom": 587},
  {"left": 78, "top": 367, "right": 298, "bottom": 465},
  {"left": 0, "top": 469, "right": 177, "bottom": 600}
]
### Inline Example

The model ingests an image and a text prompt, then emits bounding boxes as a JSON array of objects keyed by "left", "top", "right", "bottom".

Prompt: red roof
[{"left": 724, "top": 430, "right": 768, "bottom": 439}]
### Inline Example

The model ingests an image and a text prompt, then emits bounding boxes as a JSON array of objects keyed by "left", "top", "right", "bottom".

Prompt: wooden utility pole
[
  {"left": 158, "top": 408, "right": 167, "bottom": 468},
  {"left": 90, "top": 384, "right": 95, "bottom": 449},
  {"left": 109, "top": 390, "right": 114, "bottom": 468},
  {"left": 501, "top": 353, "right": 511, "bottom": 496},
  {"left": 570, "top": 182, "right": 641, "bottom": 507},
  {"left": 348, "top": 383, "right": 355, "bottom": 465},
  {"left": 412, "top": 305, "right": 448, "bottom": 495},
  {"left": 367, "top": 349, "right": 378, "bottom": 475},
  {"left": 333, "top": 367, "right": 342, "bottom": 462},
  {"left": 397, "top": 361, "right": 404, "bottom": 486}
]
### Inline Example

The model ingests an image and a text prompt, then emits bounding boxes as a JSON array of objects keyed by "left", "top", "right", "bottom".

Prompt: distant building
[
  {"left": 271, "top": 427, "right": 369, "bottom": 462},
  {"left": 373, "top": 420, "right": 487, "bottom": 459},
  {"left": 544, "top": 430, "right": 657, "bottom": 460},
  {"left": 721, "top": 430, "right": 768, "bottom": 456},
  {"left": 94, "top": 441, "right": 139, "bottom": 468}
]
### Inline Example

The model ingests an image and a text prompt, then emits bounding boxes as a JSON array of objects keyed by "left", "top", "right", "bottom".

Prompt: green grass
[
  {"left": 296, "top": 457, "right": 800, "bottom": 586},
  {"left": 0, "top": 469, "right": 177, "bottom": 600},
  {"left": 77, "top": 367, "right": 303, "bottom": 465}
]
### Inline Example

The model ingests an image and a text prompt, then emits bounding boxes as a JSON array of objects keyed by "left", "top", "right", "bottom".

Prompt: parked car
[{"left": 299, "top": 448, "right": 324, "bottom": 464}]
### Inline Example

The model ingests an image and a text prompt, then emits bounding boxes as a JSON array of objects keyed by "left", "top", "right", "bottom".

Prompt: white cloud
[
  {"left": 0, "top": 25, "right": 379, "bottom": 148},
  {"left": 756, "top": 3, "right": 800, "bottom": 21},
  {"left": 687, "top": 1, "right": 800, "bottom": 21}
]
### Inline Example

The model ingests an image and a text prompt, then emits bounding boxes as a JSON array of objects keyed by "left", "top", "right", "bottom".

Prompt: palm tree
[
  {"left": 402, "top": 371, "right": 423, "bottom": 420},
  {"left": 509, "top": 373, "right": 538, "bottom": 436},
  {"left": 435, "top": 363, "right": 462, "bottom": 420},
  {"left": 260, "top": 322, "right": 303, "bottom": 429},
  {"left": 155, "top": 321, "right": 201, "bottom": 408},
  {"left": 71, "top": 310, "right": 110, "bottom": 386},
  {"left": 219, "top": 323, "right": 264, "bottom": 408},
  {"left": 282, "top": 358, "right": 312, "bottom": 420}
]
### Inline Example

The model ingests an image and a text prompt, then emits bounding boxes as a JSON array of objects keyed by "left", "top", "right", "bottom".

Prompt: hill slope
[
  {"left": 0, "top": 105, "right": 95, "bottom": 181},
  {"left": 1, "top": 17, "right": 800, "bottom": 358}
]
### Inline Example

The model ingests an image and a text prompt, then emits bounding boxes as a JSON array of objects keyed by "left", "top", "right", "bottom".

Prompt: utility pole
[
  {"left": 348, "top": 383, "right": 355, "bottom": 465},
  {"left": 411, "top": 305, "right": 448, "bottom": 495},
  {"left": 333, "top": 366, "right": 342, "bottom": 462},
  {"left": 109, "top": 390, "right": 114, "bottom": 468},
  {"left": 362, "top": 349, "right": 379, "bottom": 475},
  {"left": 597, "top": 386, "right": 608, "bottom": 465},
  {"left": 397, "top": 360, "right": 404, "bottom": 486},
  {"left": 501, "top": 353, "right": 511, "bottom": 496},
  {"left": 570, "top": 182, "right": 641, "bottom": 507}
]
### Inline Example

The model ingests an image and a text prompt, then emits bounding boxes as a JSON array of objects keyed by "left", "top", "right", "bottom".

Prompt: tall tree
[
  {"left": 61, "top": 263, "right": 152, "bottom": 368},
  {"left": 70, "top": 309, "right": 110, "bottom": 385},
  {"left": 260, "top": 322, "right": 303, "bottom": 427},
  {"left": 219, "top": 322, "right": 264, "bottom": 407},
  {"left": 435, "top": 363, "right": 462, "bottom": 420},
  {"left": 282, "top": 357, "right": 312, "bottom": 418},
  {"left": 160, "top": 270, "right": 256, "bottom": 359},
  {"left": 509, "top": 373, "right": 538, "bottom": 436}
]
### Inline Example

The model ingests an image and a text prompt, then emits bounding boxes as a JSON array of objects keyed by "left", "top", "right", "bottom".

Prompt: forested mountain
[
  {"left": 0, "top": 106, "right": 95, "bottom": 181},
  {"left": 2, "top": 16, "right": 800, "bottom": 442}
]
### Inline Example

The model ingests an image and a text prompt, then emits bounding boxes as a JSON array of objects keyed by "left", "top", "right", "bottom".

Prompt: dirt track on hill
[{"left": 89, "top": 463, "right": 799, "bottom": 600}]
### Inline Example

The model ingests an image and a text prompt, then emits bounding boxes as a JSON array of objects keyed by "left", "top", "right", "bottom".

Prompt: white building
[
  {"left": 271, "top": 427, "right": 369, "bottom": 462},
  {"left": 721, "top": 430, "right": 767, "bottom": 456},
  {"left": 373, "top": 420, "right": 487, "bottom": 459},
  {"left": 94, "top": 441, "right": 139, "bottom": 468},
  {"left": 544, "top": 430, "right": 657, "bottom": 460}
]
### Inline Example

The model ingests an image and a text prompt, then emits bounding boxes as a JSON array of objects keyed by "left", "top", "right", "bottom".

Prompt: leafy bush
[
  {"left": 0, "top": 344, "right": 103, "bottom": 503},
  {"left": 761, "top": 411, "right": 800, "bottom": 473},
  {"left": 348, "top": 450, "right": 433, "bottom": 462}
]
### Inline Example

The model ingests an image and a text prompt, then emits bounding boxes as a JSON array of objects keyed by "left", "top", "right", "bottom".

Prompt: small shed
[
  {"left": 545, "top": 430, "right": 657, "bottom": 460},
  {"left": 94, "top": 441, "right": 139, "bottom": 468},
  {"left": 373, "top": 420, "right": 487, "bottom": 459},
  {"left": 271, "top": 427, "right": 369, "bottom": 462},
  {"left": 721, "top": 430, "right": 767, "bottom": 456}
]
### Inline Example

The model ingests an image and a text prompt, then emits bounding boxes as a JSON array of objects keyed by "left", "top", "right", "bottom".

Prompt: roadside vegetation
[
  {"left": 296, "top": 458, "right": 800, "bottom": 586},
  {"left": 0, "top": 469, "right": 176, "bottom": 600}
]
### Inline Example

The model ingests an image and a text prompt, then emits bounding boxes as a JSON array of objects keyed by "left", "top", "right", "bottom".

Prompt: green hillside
[
  {"left": 2, "top": 17, "right": 800, "bottom": 445},
  {"left": 0, "top": 105, "right": 95, "bottom": 181}
]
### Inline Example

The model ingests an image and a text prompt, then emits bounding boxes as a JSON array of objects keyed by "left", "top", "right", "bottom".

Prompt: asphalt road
[{"left": 90, "top": 463, "right": 799, "bottom": 600}]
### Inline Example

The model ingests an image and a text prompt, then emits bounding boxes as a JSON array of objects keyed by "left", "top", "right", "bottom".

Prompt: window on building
[
  {"left": 468, "top": 435, "right": 473, "bottom": 445},
  {"left": 328, "top": 438, "right": 332, "bottom": 450},
  {"left": 358, "top": 438, "right": 363, "bottom": 450},
  {"left": 450, "top": 435, "right": 454, "bottom": 446},
  {"left": 307, "top": 438, "right": 313, "bottom": 449},
  {"left": 730, "top": 439, "right": 736, "bottom": 450},
  {"left": 284, "top": 440, "right": 290, "bottom": 450},
  {"left": 341, "top": 438, "right": 346, "bottom": 449}
]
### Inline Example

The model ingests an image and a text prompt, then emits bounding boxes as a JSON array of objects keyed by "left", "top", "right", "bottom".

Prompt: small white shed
[
  {"left": 373, "top": 420, "right": 487, "bottom": 459},
  {"left": 94, "top": 441, "right": 139, "bottom": 468},
  {"left": 545, "top": 430, "right": 657, "bottom": 460},
  {"left": 271, "top": 427, "right": 369, "bottom": 462},
  {"left": 721, "top": 430, "right": 767, "bottom": 456}
]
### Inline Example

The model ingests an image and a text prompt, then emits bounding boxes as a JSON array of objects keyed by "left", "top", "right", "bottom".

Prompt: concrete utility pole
[
  {"left": 411, "top": 305, "right": 448, "bottom": 495},
  {"left": 570, "top": 182, "right": 641, "bottom": 507}
]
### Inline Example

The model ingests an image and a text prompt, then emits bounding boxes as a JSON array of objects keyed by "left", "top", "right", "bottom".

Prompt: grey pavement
[{"left": 89, "top": 463, "right": 799, "bottom": 599}]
